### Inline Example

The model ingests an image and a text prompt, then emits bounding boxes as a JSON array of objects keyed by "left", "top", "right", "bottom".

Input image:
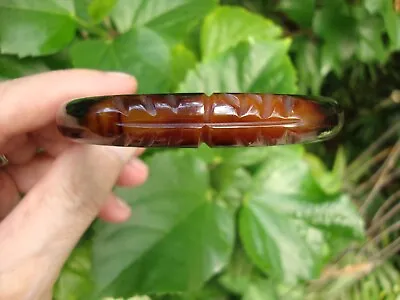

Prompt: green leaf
[
  {"left": 242, "top": 279, "right": 280, "bottom": 300},
  {"left": 91, "top": 151, "right": 235, "bottom": 297},
  {"left": 364, "top": 0, "right": 385, "bottom": 13},
  {"left": 212, "top": 166, "right": 252, "bottom": 211},
  {"left": 111, "top": 0, "right": 217, "bottom": 41},
  {"left": 364, "top": 0, "right": 400, "bottom": 50},
  {"left": 218, "top": 247, "right": 260, "bottom": 295},
  {"left": 382, "top": 0, "right": 400, "bottom": 50},
  {"left": 305, "top": 147, "right": 346, "bottom": 195},
  {"left": 355, "top": 17, "right": 387, "bottom": 63},
  {"left": 0, "top": 0, "right": 76, "bottom": 57},
  {"left": 0, "top": 55, "right": 49, "bottom": 80},
  {"left": 277, "top": 0, "right": 315, "bottom": 27},
  {"left": 53, "top": 243, "right": 94, "bottom": 300},
  {"left": 178, "top": 39, "right": 297, "bottom": 94},
  {"left": 73, "top": 0, "right": 91, "bottom": 22},
  {"left": 313, "top": 2, "right": 388, "bottom": 69},
  {"left": 292, "top": 37, "right": 323, "bottom": 94},
  {"left": 88, "top": 0, "right": 117, "bottom": 23},
  {"left": 170, "top": 44, "right": 197, "bottom": 91},
  {"left": 200, "top": 6, "right": 282, "bottom": 59},
  {"left": 69, "top": 27, "right": 171, "bottom": 93},
  {"left": 239, "top": 147, "right": 365, "bottom": 284},
  {"left": 313, "top": 2, "right": 358, "bottom": 70}
]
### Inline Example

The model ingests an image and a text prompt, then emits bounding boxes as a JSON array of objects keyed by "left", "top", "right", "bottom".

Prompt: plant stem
[
  {"left": 371, "top": 236, "right": 400, "bottom": 263},
  {"left": 367, "top": 203, "right": 400, "bottom": 236},
  {"left": 74, "top": 17, "right": 110, "bottom": 39},
  {"left": 356, "top": 221, "right": 400, "bottom": 256},
  {"left": 347, "top": 122, "right": 400, "bottom": 178},
  {"left": 372, "top": 190, "right": 400, "bottom": 223},
  {"left": 359, "top": 139, "right": 400, "bottom": 217}
]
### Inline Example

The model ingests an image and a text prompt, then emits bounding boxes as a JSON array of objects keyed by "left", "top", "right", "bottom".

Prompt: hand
[{"left": 0, "top": 70, "right": 149, "bottom": 299}]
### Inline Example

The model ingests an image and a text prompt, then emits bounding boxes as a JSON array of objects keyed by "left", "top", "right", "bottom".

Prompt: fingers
[
  {"left": 0, "top": 69, "right": 137, "bottom": 148},
  {"left": 98, "top": 195, "right": 132, "bottom": 223},
  {"left": 2, "top": 151, "right": 147, "bottom": 224},
  {"left": 5, "top": 151, "right": 147, "bottom": 194},
  {"left": 0, "top": 145, "right": 142, "bottom": 266},
  {"left": 116, "top": 157, "right": 148, "bottom": 186}
]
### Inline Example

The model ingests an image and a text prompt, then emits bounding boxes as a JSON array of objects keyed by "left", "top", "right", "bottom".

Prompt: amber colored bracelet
[{"left": 56, "top": 93, "right": 344, "bottom": 148}]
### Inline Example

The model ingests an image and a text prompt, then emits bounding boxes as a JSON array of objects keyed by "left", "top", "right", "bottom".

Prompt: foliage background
[{"left": 0, "top": 0, "right": 399, "bottom": 299}]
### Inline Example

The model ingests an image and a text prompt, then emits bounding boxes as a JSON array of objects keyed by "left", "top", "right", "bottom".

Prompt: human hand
[{"left": 0, "top": 70, "right": 149, "bottom": 299}]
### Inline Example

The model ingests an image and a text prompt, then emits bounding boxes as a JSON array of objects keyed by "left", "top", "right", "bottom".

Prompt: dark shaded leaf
[{"left": 111, "top": 0, "right": 217, "bottom": 42}]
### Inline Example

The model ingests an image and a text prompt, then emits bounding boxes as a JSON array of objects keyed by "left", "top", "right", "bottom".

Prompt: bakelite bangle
[{"left": 56, "top": 93, "right": 344, "bottom": 148}]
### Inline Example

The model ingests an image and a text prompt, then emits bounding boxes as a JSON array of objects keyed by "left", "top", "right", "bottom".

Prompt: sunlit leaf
[
  {"left": 178, "top": 39, "right": 297, "bottom": 94},
  {"left": 69, "top": 27, "right": 171, "bottom": 93},
  {"left": 239, "top": 146, "right": 365, "bottom": 284},
  {"left": 170, "top": 44, "right": 197, "bottom": 91},
  {"left": 200, "top": 6, "right": 282, "bottom": 59}
]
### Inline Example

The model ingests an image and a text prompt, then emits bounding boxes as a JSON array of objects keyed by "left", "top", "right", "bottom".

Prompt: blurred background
[{"left": 0, "top": 0, "right": 399, "bottom": 299}]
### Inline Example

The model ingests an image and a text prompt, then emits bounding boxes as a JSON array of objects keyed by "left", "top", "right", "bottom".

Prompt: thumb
[{"left": 0, "top": 144, "right": 136, "bottom": 271}]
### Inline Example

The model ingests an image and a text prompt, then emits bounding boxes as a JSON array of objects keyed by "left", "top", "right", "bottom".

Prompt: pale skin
[{"left": 0, "top": 70, "right": 149, "bottom": 299}]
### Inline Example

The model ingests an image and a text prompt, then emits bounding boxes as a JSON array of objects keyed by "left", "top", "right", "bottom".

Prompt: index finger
[{"left": 0, "top": 69, "right": 137, "bottom": 147}]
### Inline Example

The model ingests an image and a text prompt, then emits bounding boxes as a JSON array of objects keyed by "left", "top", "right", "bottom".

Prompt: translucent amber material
[{"left": 56, "top": 93, "right": 344, "bottom": 147}]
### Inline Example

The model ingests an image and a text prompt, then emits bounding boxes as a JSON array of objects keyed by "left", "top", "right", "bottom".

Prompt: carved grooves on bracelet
[
  {"left": 109, "top": 94, "right": 302, "bottom": 146},
  {"left": 214, "top": 94, "right": 298, "bottom": 122}
]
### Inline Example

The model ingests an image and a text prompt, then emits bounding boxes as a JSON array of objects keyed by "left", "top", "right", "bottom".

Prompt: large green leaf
[
  {"left": 54, "top": 243, "right": 94, "bottom": 300},
  {"left": 239, "top": 146, "right": 365, "bottom": 284},
  {"left": 69, "top": 27, "right": 171, "bottom": 93},
  {"left": 110, "top": 0, "right": 217, "bottom": 41},
  {"left": 178, "top": 39, "right": 297, "bottom": 94},
  {"left": 91, "top": 151, "right": 235, "bottom": 297},
  {"left": 0, "top": 0, "right": 76, "bottom": 57},
  {"left": 200, "top": 6, "right": 282, "bottom": 59}
]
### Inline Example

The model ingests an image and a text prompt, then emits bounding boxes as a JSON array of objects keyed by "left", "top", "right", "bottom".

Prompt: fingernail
[
  {"left": 107, "top": 146, "right": 137, "bottom": 163},
  {"left": 116, "top": 197, "right": 131, "bottom": 211},
  {"left": 106, "top": 71, "right": 136, "bottom": 81}
]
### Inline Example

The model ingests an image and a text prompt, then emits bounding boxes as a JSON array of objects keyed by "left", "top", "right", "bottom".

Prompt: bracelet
[{"left": 56, "top": 93, "right": 344, "bottom": 148}]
